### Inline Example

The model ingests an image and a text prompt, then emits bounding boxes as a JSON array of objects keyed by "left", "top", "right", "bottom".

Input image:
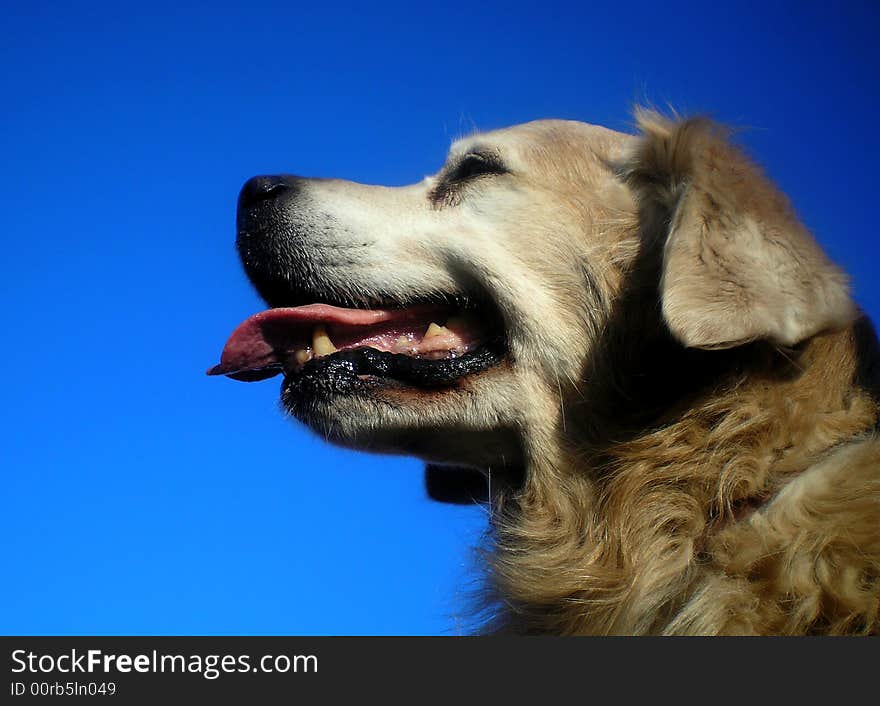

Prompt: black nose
[{"left": 238, "top": 175, "right": 301, "bottom": 210}]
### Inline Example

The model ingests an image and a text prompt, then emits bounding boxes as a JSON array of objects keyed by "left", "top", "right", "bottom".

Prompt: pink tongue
[{"left": 207, "top": 303, "right": 450, "bottom": 381}]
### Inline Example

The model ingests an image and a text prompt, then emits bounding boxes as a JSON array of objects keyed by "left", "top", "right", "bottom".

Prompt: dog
[{"left": 210, "top": 110, "right": 880, "bottom": 635}]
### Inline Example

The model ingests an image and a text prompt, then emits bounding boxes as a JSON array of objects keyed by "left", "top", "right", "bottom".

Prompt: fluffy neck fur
[{"left": 487, "top": 301, "right": 880, "bottom": 634}]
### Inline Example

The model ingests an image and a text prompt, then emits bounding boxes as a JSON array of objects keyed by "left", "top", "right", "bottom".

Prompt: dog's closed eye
[
  {"left": 448, "top": 151, "right": 508, "bottom": 182},
  {"left": 431, "top": 150, "right": 509, "bottom": 207}
]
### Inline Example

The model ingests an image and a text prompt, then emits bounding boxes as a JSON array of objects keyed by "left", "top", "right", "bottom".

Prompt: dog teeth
[
  {"left": 423, "top": 322, "right": 451, "bottom": 339},
  {"left": 312, "top": 325, "right": 337, "bottom": 357},
  {"left": 394, "top": 335, "right": 412, "bottom": 352},
  {"left": 294, "top": 349, "right": 312, "bottom": 366}
]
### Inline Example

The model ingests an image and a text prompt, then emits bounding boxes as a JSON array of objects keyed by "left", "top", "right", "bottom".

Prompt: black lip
[{"left": 282, "top": 341, "right": 505, "bottom": 398}]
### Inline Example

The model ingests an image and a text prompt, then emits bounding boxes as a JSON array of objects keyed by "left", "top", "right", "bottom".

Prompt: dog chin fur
[
  {"left": 280, "top": 361, "right": 525, "bottom": 468},
  {"left": 235, "top": 110, "right": 880, "bottom": 635}
]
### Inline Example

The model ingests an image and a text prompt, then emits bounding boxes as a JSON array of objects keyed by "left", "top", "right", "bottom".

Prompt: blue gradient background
[{"left": 2, "top": 1, "right": 878, "bottom": 634}]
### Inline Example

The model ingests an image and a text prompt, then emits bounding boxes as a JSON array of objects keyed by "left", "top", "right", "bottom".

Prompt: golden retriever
[{"left": 210, "top": 110, "right": 880, "bottom": 635}]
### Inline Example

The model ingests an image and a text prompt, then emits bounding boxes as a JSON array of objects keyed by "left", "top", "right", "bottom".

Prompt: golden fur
[
  {"left": 233, "top": 110, "right": 880, "bottom": 634},
  {"left": 489, "top": 325, "right": 879, "bottom": 634},
  {"left": 485, "top": 114, "right": 880, "bottom": 634}
]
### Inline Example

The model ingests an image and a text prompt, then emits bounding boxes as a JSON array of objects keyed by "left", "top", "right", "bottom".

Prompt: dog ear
[{"left": 621, "top": 110, "right": 855, "bottom": 349}]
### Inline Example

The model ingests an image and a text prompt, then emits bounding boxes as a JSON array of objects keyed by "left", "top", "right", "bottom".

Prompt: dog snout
[{"left": 238, "top": 174, "right": 302, "bottom": 210}]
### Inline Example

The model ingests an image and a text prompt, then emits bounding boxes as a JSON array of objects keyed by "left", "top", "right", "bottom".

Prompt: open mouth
[{"left": 208, "top": 301, "right": 505, "bottom": 389}]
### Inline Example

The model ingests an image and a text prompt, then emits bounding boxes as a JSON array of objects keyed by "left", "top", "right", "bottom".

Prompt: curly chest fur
[{"left": 489, "top": 325, "right": 880, "bottom": 635}]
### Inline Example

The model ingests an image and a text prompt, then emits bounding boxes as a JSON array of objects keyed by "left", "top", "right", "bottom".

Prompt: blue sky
[{"left": 2, "top": 1, "right": 878, "bottom": 634}]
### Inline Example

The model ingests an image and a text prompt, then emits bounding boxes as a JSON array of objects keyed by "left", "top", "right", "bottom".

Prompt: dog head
[{"left": 210, "top": 114, "right": 854, "bottom": 480}]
